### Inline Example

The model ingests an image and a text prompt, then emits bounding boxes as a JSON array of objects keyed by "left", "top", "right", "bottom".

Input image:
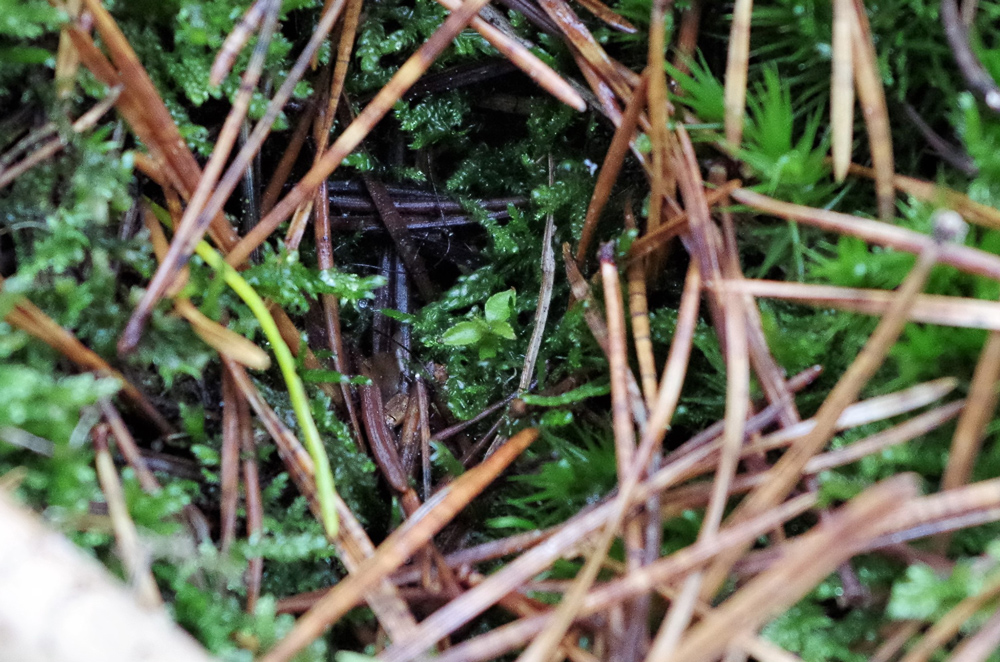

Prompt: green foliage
[
  {"left": 500, "top": 427, "right": 618, "bottom": 529},
  {"left": 667, "top": 55, "right": 726, "bottom": 125},
  {"left": 440, "top": 288, "right": 517, "bottom": 360},
  {"left": 889, "top": 555, "right": 1000, "bottom": 624},
  {"left": 763, "top": 599, "right": 878, "bottom": 662}
]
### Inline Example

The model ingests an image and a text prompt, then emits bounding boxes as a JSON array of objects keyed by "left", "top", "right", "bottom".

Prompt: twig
[
  {"left": 520, "top": 155, "right": 557, "bottom": 393},
  {"left": 576, "top": 74, "right": 648, "bottom": 265},
  {"left": 941, "top": 0, "right": 1000, "bottom": 111}
]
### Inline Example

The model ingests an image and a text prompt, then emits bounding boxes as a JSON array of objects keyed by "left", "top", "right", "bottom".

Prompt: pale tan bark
[{"left": 0, "top": 492, "right": 216, "bottom": 662}]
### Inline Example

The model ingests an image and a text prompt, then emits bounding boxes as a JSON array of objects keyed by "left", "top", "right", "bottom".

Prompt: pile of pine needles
[{"left": 6, "top": 0, "right": 1000, "bottom": 660}]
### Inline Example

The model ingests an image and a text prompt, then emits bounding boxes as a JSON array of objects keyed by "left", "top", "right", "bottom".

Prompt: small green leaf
[
  {"left": 442, "top": 320, "right": 485, "bottom": 346},
  {"left": 484, "top": 288, "right": 515, "bottom": 323},
  {"left": 489, "top": 320, "right": 516, "bottom": 340}
]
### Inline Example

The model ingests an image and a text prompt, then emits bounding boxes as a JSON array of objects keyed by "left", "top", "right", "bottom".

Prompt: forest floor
[{"left": 5, "top": 0, "right": 1000, "bottom": 660}]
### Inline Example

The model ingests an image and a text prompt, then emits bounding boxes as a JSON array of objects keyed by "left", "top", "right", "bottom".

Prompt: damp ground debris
[{"left": 5, "top": 0, "right": 1000, "bottom": 660}]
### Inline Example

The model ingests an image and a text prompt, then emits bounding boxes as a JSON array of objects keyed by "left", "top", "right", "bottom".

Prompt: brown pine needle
[
  {"left": 726, "top": 279, "right": 1000, "bottom": 331},
  {"left": 576, "top": 73, "right": 648, "bottom": 266},
  {"left": 261, "top": 103, "right": 317, "bottom": 215},
  {"left": 723, "top": 0, "right": 753, "bottom": 147},
  {"left": 624, "top": 201, "right": 658, "bottom": 407},
  {"left": 574, "top": 0, "right": 637, "bottom": 32},
  {"left": 225, "top": 0, "right": 494, "bottom": 268},
  {"left": 846, "top": 162, "right": 1000, "bottom": 232},
  {"left": 731, "top": 188, "right": 1000, "bottom": 281},
  {"left": 514, "top": 245, "right": 637, "bottom": 662},
  {"left": 220, "top": 369, "right": 241, "bottom": 553},
  {"left": 210, "top": 0, "right": 267, "bottom": 86},
  {"left": 936, "top": 327, "right": 1000, "bottom": 552},
  {"left": 831, "top": 0, "right": 855, "bottom": 181},
  {"left": 93, "top": 425, "right": 162, "bottom": 608},
  {"left": 538, "top": 0, "right": 632, "bottom": 99},
  {"left": 433, "top": 0, "right": 586, "bottom": 110},
  {"left": 849, "top": 0, "right": 895, "bottom": 222},
  {"left": 646, "top": 0, "right": 672, "bottom": 276}
]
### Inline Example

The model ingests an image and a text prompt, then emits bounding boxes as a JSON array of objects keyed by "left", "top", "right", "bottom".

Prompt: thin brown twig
[
  {"left": 519, "top": 155, "right": 557, "bottom": 393},
  {"left": 576, "top": 73, "right": 648, "bottom": 266},
  {"left": 941, "top": 0, "right": 1000, "bottom": 112}
]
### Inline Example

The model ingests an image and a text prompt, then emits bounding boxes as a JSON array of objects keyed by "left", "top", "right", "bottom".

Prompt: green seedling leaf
[
  {"left": 484, "top": 288, "right": 515, "bottom": 323},
  {"left": 442, "top": 320, "right": 485, "bottom": 346},
  {"left": 489, "top": 320, "right": 516, "bottom": 340}
]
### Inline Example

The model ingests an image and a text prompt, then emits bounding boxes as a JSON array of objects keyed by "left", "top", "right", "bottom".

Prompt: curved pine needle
[{"left": 178, "top": 225, "right": 340, "bottom": 538}]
